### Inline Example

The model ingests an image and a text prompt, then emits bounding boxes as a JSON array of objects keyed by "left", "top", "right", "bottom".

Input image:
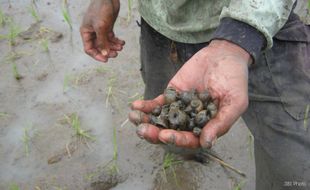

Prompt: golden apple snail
[{"left": 149, "top": 87, "right": 218, "bottom": 136}]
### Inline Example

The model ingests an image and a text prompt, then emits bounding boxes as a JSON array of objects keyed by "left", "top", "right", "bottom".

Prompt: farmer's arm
[
  {"left": 129, "top": 0, "right": 296, "bottom": 149},
  {"left": 80, "top": 0, "right": 125, "bottom": 62}
]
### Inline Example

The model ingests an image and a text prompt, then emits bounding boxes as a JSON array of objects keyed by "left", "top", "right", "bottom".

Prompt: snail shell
[
  {"left": 188, "top": 118, "right": 195, "bottom": 131},
  {"left": 193, "top": 127, "right": 202, "bottom": 137},
  {"left": 150, "top": 115, "right": 168, "bottom": 128},
  {"left": 207, "top": 102, "right": 218, "bottom": 118},
  {"left": 190, "top": 99, "right": 203, "bottom": 113},
  {"left": 152, "top": 105, "right": 162, "bottom": 116},
  {"left": 160, "top": 104, "right": 170, "bottom": 120},
  {"left": 170, "top": 101, "right": 180, "bottom": 110},
  {"left": 198, "top": 90, "right": 211, "bottom": 103},
  {"left": 164, "top": 87, "right": 178, "bottom": 104},
  {"left": 168, "top": 109, "right": 188, "bottom": 130},
  {"left": 179, "top": 90, "right": 197, "bottom": 105},
  {"left": 194, "top": 110, "right": 210, "bottom": 128}
]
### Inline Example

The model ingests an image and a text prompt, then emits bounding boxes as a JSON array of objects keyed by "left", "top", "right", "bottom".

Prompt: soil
[{"left": 0, "top": 1, "right": 308, "bottom": 190}]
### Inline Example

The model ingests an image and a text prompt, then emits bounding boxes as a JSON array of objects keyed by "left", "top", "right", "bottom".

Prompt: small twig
[
  {"left": 66, "top": 142, "right": 71, "bottom": 158},
  {"left": 120, "top": 118, "right": 129, "bottom": 128},
  {"left": 201, "top": 152, "right": 246, "bottom": 177}
]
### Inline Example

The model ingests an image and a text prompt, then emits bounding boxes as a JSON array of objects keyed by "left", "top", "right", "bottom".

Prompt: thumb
[
  {"left": 200, "top": 100, "right": 246, "bottom": 149},
  {"left": 131, "top": 95, "right": 165, "bottom": 113}
]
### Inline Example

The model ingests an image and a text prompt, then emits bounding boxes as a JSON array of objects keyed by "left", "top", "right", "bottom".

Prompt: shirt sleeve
[{"left": 211, "top": 0, "right": 296, "bottom": 62}]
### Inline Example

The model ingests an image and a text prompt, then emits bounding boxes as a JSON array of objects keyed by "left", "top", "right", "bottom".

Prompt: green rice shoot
[
  {"left": 39, "top": 38, "right": 49, "bottom": 52},
  {"left": 63, "top": 74, "right": 72, "bottom": 92},
  {"left": 127, "top": 0, "right": 133, "bottom": 23},
  {"left": 7, "top": 18, "right": 21, "bottom": 46},
  {"left": 0, "top": 8, "right": 7, "bottom": 27},
  {"left": 61, "top": 0, "right": 72, "bottom": 30},
  {"left": 28, "top": 4, "right": 40, "bottom": 22},
  {"left": 233, "top": 180, "right": 245, "bottom": 190},
  {"left": 109, "top": 126, "right": 119, "bottom": 174},
  {"left": 161, "top": 153, "right": 183, "bottom": 185},
  {"left": 22, "top": 127, "right": 31, "bottom": 156},
  {"left": 65, "top": 113, "right": 95, "bottom": 141},
  {"left": 12, "top": 63, "right": 23, "bottom": 80},
  {"left": 0, "top": 112, "right": 9, "bottom": 118},
  {"left": 9, "top": 183, "right": 20, "bottom": 190}
]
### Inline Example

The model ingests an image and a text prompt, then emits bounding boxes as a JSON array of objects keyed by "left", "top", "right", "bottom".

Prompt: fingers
[
  {"left": 128, "top": 110, "right": 150, "bottom": 126},
  {"left": 80, "top": 28, "right": 107, "bottom": 62},
  {"left": 80, "top": 26, "right": 125, "bottom": 62},
  {"left": 131, "top": 95, "right": 165, "bottom": 113},
  {"left": 200, "top": 96, "right": 248, "bottom": 149},
  {"left": 136, "top": 123, "right": 161, "bottom": 144},
  {"left": 129, "top": 110, "right": 160, "bottom": 144},
  {"left": 109, "top": 32, "right": 125, "bottom": 46},
  {"left": 159, "top": 130, "right": 200, "bottom": 148}
]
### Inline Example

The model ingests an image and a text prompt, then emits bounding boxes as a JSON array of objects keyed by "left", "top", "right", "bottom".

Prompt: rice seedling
[
  {"left": 22, "top": 126, "right": 32, "bottom": 156},
  {"left": 127, "top": 0, "right": 133, "bottom": 23},
  {"left": 248, "top": 133, "right": 254, "bottom": 160},
  {"left": 61, "top": 0, "right": 72, "bottom": 30},
  {"left": 12, "top": 63, "right": 23, "bottom": 80},
  {"left": 233, "top": 180, "right": 245, "bottom": 190},
  {"left": 105, "top": 76, "right": 117, "bottom": 108},
  {"left": 304, "top": 104, "right": 309, "bottom": 130},
  {"left": 6, "top": 18, "right": 21, "bottom": 46},
  {"left": 95, "top": 65, "right": 110, "bottom": 74},
  {"left": 9, "top": 183, "right": 20, "bottom": 190},
  {"left": 28, "top": 4, "right": 40, "bottom": 22},
  {"left": 63, "top": 74, "right": 72, "bottom": 92},
  {"left": 3, "top": 51, "right": 31, "bottom": 65},
  {"left": 108, "top": 126, "right": 119, "bottom": 174},
  {"left": 161, "top": 153, "right": 183, "bottom": 185},
  {"left": 39, "top": 38, "right": 49, "bottom": 52},
  {"left": 64, "top": 113, "right": 95, "bottom": 141},
  {"left": 127, "top": 92, "right": 143, "bottom": 104},
  {"left": 0, "top": 112, "right": 9, "bottom": 118},
  {"left": 0, "top": 8, "right": 7, "bottom": 27}
]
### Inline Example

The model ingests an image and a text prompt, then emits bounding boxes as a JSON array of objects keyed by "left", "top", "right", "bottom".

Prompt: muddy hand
[
  {"left": 129, "top": 40, "right": 252, "bottom": 149},
  {"left": 80, "top": 0, "right": 125, "bottom": 62}
]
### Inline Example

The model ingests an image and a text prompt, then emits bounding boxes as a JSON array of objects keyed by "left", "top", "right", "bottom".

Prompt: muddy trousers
[{"left": 139, "top": 15, "right": 310, "bottom": 190}]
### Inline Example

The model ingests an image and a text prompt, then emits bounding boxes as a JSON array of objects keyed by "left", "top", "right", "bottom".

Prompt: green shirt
[{"left": 139, "top": 0, "right": 296, "bottom": 49}]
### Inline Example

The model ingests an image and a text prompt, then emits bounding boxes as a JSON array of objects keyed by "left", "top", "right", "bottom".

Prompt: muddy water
[{"left": 1, "top": 0, "right": 307, "bottom": 189}]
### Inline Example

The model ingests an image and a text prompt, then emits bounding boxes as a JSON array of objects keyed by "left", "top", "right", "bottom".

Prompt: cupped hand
[
  {"left": 80, "top": 0, "right": 125, "bottom": 62},
  {"left": 129, "top": 40, "right": 252, "bottom": 149}
]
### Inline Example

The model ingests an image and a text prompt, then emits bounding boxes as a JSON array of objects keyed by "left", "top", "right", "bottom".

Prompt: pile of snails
[{"left": 149, "top": 87, "right": 218, "bottom": 136}]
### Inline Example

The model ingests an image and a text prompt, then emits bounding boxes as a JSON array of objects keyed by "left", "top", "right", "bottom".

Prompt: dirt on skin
[{"left": 0, "top": 1, "right": 308, "bottom": 190}]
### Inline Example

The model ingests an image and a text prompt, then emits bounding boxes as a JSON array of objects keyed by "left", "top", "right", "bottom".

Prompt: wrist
[{"left": 209, "top": 40, "right": 253, "bottom": 66}]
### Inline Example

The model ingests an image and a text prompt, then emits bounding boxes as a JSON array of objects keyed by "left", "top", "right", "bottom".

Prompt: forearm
[
  {"left": 211, "top": 0, "right": 296, "bottom": 63},
  {"left": 89, "top": 0, "right": 120, "bottom": 16}
]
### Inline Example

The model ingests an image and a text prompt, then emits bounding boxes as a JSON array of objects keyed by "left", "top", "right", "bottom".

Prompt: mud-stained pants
[{"left": 139, "top": 12, "right": 310, "bottom": 190}]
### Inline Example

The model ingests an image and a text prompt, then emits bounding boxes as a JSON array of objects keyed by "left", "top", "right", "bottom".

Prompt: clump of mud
[
  {"left": 89, "top": 172, "right": 127, "bottom": 190},
  {"left": 149, "top": 87, "right": 218, "bottom": 136}
]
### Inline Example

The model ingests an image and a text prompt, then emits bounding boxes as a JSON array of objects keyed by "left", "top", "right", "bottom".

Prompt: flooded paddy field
[{"left": 1, "top": 0, "right": 307, "bottom": 189}]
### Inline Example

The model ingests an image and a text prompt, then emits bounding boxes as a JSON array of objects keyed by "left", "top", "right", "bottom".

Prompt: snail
[
  {"left": 179, "top": 90, "right": 197, "bottom": 105},
  {"left": 164, "top": 87, "right": 178, "bottom": 104},
  {"left": 190, "top": 99, "right": 203, "bottom": 113},
  {"left": 148, "top": 87, "right": 218, "bottom": 136},
  {"left": 168, "top": 108, "right": 188, "bottom": 130},
  {"left": 152, "top": 105, "right": 162, "bottom": 116},
  {"left": 194, "top": 110, "right": 210, "bottom": 128}
]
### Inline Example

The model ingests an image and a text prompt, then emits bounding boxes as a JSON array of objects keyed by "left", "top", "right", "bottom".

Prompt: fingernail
[
  {"left": 136, "top": 124, "right": 146, "bottom": 139},
  {"left": 101, "top": 49, "right": 108, "bottom": 56},
  {"left": 203, "top": 136, "right": 217, "bottom": 149},
  {"left": 167, "top": 134, "right": 176, "bottom": 145},
  {"left": 129, "top": 110, "right": 142, "bottom": 126}
]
